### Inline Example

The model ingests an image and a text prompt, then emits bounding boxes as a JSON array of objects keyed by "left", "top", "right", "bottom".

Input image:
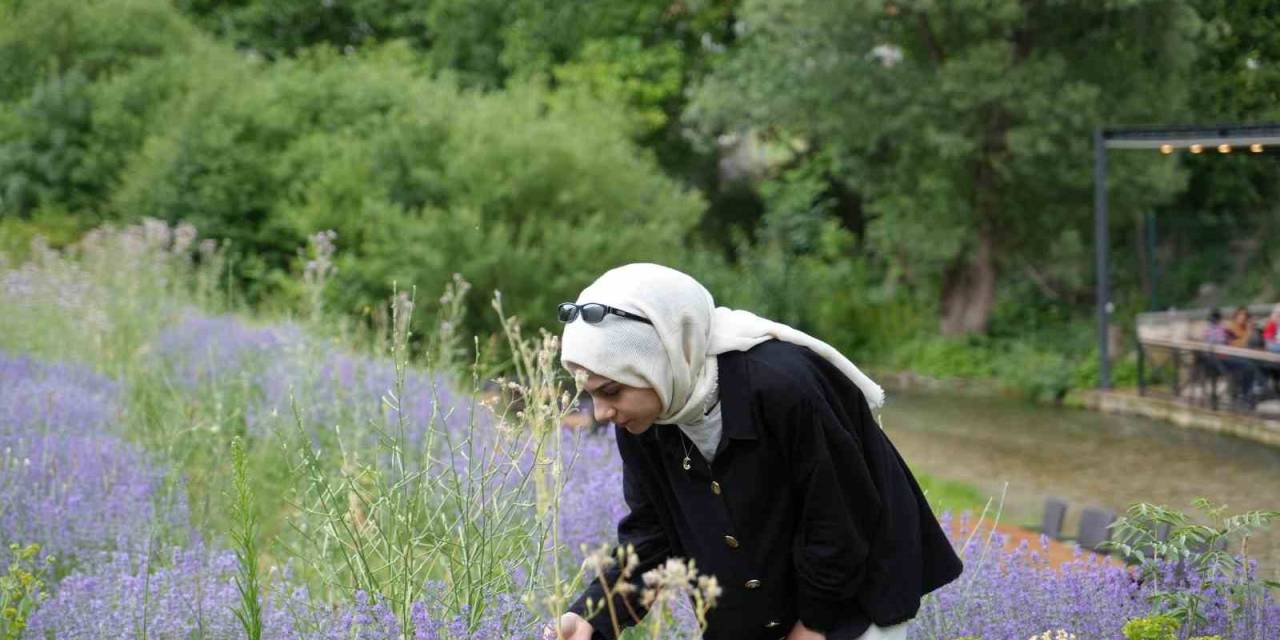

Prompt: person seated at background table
[
  {"left": 1228, "top": 307, "right": 1266, "bottom": 404},
  {"left": 1202, "top": 309, "right": 1258, "bottom": 406},
  {"left": 1248, "top": 326, "right": 1266, "bottom": 350},
  {"left": 1264, "top": 304, "right": 1280, "bottom": 353},
  {"left": 1226, "top": 306, "right": 1254, "bottom": 348},
  {"left": 1204, "top": 308, "right": 1228, "bottom": 344},
  {"left": 1261, "top": 305, "right": 1280, "bottom": 396}
]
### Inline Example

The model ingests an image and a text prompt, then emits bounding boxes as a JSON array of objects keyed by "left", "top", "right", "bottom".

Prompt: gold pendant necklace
[{"left": 679, "top": 395, "right": 719, "bottom": 472}]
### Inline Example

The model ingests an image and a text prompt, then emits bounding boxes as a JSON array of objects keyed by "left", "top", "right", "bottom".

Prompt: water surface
[{"left": 882, "top": 389, "right": 1280, "bottom": 577}]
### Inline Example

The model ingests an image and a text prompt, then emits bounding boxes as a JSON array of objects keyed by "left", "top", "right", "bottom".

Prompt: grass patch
[{"left": 914, "top": 470, "right": 988, "bottom": 515}]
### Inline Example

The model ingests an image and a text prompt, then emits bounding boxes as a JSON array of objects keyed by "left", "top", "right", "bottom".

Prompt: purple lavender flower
[
  {"left": 557, "top": 427, "right": 627, "bottom": 564},
  {"left": 14, "top": 303, "right": 1274, "bottom": 639},
  {"left": 27, "top": 546, "right": 545, "bottom": 639},
  {"left": 0, "top": 353, "right": 180, "bottom": 567},
  {"left": 151, "top": 311, "right": 305, "bottom": 390},
  {"left": 27, "top": 545, "right": 246, "bottom": 638},
  {"left": 907, "top": 512, "right": 1280, "bottom": 639}
]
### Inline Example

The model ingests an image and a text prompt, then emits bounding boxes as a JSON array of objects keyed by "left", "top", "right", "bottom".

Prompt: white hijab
[{"left": 559, "top": 263, "right": 884, "bottom": 429}]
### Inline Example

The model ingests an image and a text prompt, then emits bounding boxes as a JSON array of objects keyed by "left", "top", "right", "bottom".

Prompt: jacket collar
[{"left": 716, "top": 350, "right": 758, "bottom": 441}]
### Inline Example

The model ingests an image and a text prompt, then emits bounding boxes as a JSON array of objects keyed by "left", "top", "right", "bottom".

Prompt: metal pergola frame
[{"left": 1094, "top": 122, "right": 1280, "bottom": 389}]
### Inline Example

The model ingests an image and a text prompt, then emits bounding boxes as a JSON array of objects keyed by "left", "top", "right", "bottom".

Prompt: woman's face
[
  {"left": 1234, "top": 309, "right": 1250, "bottom": 323},
  {"left": 575, "top": 368, "right": 663, "bottom": 435}
]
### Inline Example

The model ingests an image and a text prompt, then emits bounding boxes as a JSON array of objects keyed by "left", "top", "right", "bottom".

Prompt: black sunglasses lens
[
  {"left": 557, "top": 303, "right": 578, "bottom": 322},
  {"left": 580, "top": 304, "right": 608, "bottom": 323}
]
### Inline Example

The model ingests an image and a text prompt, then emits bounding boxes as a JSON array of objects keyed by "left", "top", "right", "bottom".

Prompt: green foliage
[
  {"left": 0, "top": 0, "right": 216, "bottom": 219},
  {"left": 0, "top": 211, "right": 86, "bottom": 260},
  {"left": 690, "top": 0, "right": 1200, "bottom": 334},
  {"left": 1104, "top": 500, "right": 1280, "bottom": 636},
  {"left": 1122, "top": 614, "right": 1179, "bottom": 640},
  {"left": 887, "top": 337, "right": 1000, "bottom": 381},
  {"left": 686, "top": 157, "right": 916, "bottom": 367},
  {"left": 1192, "top": 0, "right": 1280, "bottom": 120},
  {"left": 0, "top": 70, "right": 95, "bottom": 218},
  {"left": 230, "top": 436, "right": 263, "bottom": 640},
  {"left": 0, "top": 0, "right": 197, "bottom": 99},
  {"left": 1147, "top": 0, "right": 1280, "bottom": 308},
  {"left": 913, "top": 472, "right": 987, "bottom": 516},
  {"left": 550, "top": 36, "right": 685, "bottom": 136},
  {"left": 5, "top": 0, "right": 1280, "bottom": 399},
  {"left": 0, "top": 543, "right": 49, "bottom": 640},
  {"left": 0, "top": 55, "right": 207, "bottom": 220},
  {"left": 1121, "top": 616, "right": 1227, "bottom": 640},
  {"left": 97, "top": 34, "right": 703, "bottom": 364},
  {"left": 499, "top": 0, "right": 685, "bottom": 80},
  {"left": 176, "top": 0, "right": 431, "bottom": 57}
]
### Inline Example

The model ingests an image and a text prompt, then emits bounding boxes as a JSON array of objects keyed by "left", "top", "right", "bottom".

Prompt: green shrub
[
  {"left": 0, "top": 70, "right": 97, "bottom": 218},
  {"left": 992, "top": 341, "right": 1076, "bottom": 403},
  {"left": 0, "top": 0, "right": 212, "bottom": 218},
  {"left": 1122, "top": 614, "right": 1179, "bottom": 640},
  {"left": 104, "top": 42, "right": 704, "bottom": 340},
  {"left": 177, "top": 0, "right": 432, "bottom": 58},
  {"left": 884, "top": 336, "right": 1000, "bottom": 381},
  {"left": 0, "top": 0, "right": 197, "bottom": 102},
  {"left": 0, "top": 210, "right": 87, "bottom": 260},
  {"left": 0, "top": 543, "right": 49, "bottom": 640},
  {"left": 1106, "top": 500, "right": 1279, "bottom": 637}
]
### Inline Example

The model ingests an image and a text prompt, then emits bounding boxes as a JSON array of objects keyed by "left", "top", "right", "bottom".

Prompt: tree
[
  {"left": 691, "top": 0, "right": 1200, "bottom": 335},
  {"left": 0, "top": 0, "right": 205, "bottom": 219},
  {"left": 1148, "top": 0, "right": 1280, "bottom": 305}
]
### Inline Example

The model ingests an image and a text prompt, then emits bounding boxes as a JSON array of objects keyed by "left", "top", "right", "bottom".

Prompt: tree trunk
[
  {"left": 939, "top": 226, "right": 996, "bottom": 336},
  {"left": 939, "top": 95, "right": 1011, "bottom": 336}
]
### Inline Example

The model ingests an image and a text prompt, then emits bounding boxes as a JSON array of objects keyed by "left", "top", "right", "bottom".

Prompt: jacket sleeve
[
  {"left": 785, "top": 390, "right": 883, "bottom": 632},
  {"left": 568, "top": 427, "right": 673, "bottom": 640}
]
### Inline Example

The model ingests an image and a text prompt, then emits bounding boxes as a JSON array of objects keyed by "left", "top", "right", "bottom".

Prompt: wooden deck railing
[{"left": 1137, "top": 336, "right": 1280, "bottom": 412}]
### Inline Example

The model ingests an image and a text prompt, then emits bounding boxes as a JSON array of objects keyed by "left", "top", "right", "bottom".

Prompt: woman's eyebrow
[{"left": 587, "top": 381, "right": 616, "bottom": 393}]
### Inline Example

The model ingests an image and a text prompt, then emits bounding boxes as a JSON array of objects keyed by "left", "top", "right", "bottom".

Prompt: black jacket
[{"left": 569, "top": 340, "right": 962, "bottom": 640}]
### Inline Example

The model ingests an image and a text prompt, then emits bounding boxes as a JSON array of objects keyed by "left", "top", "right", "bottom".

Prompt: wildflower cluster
[
  {"left": 576, "top": 543, "right": 717, "bottom": 639},
  {"left": 1028, "top": 630, "right": 1076, "bottom": 640}
]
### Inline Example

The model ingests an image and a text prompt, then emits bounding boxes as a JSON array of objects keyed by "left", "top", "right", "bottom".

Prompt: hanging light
[
  {"left": 1218, "top": 144, "right": 1231, "bottom": 153},
  {"left": 1251, "top": 143, "right": 1264, "bottom": 153},
  {"left": 1190, "top": 144, "right": 1203, "bottom": 154},
  {"left": 1159, "top": 144, "right": 1174, "bottom": 154}
]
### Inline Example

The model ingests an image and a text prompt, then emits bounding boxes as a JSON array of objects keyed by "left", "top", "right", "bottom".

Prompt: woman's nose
[{"left": 593, "top": 399, "right": 615, "bottom": 425}]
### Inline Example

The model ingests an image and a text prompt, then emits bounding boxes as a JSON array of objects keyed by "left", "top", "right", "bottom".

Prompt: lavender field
[{"left": 1, "top": 222, "right": 1277, "bottom": 639}]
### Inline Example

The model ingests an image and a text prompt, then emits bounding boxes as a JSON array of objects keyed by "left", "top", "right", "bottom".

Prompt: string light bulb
[
  {"left": 1159, "top": 144, "right": 1174, "bottom": 154},
  {"left": 1218, "top": 144, "right": 1231, "bottom": 153},
  {"left": 1251, "top": 143, "right": 1264, "bottom": 153},
  {"left": 1190, "top": 144, "right": 1203, "bottom": 154}
]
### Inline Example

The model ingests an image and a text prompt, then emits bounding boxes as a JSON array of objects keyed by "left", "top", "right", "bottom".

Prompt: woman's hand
[
  {"left": 785, "top": 620, "right": 826, "bottom": 640},
  {"left": 541, "top": 612, "right": 594, "bottom": 640}
]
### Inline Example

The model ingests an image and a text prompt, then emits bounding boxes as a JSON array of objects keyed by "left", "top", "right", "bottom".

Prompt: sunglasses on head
[{"left": 557, "top": 302, "right": 653, "bottom": 326}]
